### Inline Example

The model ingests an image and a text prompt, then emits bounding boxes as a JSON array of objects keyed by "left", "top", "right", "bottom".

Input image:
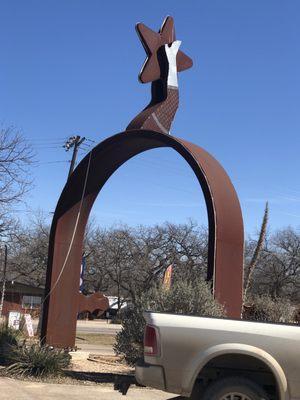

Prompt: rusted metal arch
[{"left": 41, "top": 130, "right": 244, "bottom": 348}]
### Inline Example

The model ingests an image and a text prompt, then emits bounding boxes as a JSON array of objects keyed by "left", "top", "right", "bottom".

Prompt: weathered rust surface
[
  {"left": 135, "top": 16, "right": 192, "bottom": 84},
  {"left": 127, "top": 16, "right": 192, "bottom": 135},
  {"left": 41, "top": 130, "right": 244, "bottom": 348},
  {"left": 41, "top": 16, "right": 244, "bottom": 348},
  {"left": 78, "top": 292, "right": 108, "bottom": 315}
]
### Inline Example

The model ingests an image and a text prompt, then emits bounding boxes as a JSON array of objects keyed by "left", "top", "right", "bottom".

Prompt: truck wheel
[{"left": 202, "top": 377, "right": 269, "bottom": 400}]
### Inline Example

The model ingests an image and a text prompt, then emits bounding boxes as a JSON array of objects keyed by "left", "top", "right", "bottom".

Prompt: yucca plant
[
  {"left": 6, "top": 343, "right": 71, "bottom": 377},
  {"left": 0, "top": 323, "right": 20, "bottom": 365}
]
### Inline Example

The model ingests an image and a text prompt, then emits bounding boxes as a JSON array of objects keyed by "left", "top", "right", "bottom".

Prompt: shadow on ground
[
  {"left": 65, "top": 371, "right": 183, "bottom": 398},
  {"left": 66, "top": 370, "right": 134, "bottom": 384}
]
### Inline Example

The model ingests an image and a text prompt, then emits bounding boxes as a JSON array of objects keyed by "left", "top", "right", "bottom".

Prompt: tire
[{"left": 202, "top": 377, "right": 269, "bottom": 400}]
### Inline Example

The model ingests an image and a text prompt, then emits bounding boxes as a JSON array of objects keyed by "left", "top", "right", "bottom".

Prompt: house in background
[{"left": 0, "top": 281, "right": 44, "bottom": 318}]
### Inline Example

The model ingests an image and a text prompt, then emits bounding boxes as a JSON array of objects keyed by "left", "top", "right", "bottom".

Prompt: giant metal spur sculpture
[{"left": 41, "top": 16, "right": 244, "bottom": 348}]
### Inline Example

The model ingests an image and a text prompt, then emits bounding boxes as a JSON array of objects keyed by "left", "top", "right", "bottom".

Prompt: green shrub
[
  {"left": 6, "top": 343, "right": 71, "bottom": 377},
  {"left": 114, "top": 279, "right": 224, "bottom": 365},
  {"left": 243, "top": 295, "right": 295, "bottom": 324},
  {"left": 113, "top": 302, "right": 145, "bottom": 366},
  {"left": 0, "top": 323, "right": 20, "bottom": 365}
]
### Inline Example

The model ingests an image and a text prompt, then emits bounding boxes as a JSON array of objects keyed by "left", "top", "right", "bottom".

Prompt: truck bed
[{"left": 136, "top": 312, "right": 300, "bottom": 399}]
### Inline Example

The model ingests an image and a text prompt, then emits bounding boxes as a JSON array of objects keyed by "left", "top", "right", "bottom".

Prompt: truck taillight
[{"left": 144, "top": 325, "right": 159, "bottom": 356}]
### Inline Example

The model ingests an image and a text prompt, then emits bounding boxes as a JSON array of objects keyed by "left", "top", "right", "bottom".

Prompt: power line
[
  {"left": 32, "top": 146, "right": 64, "bottom": 150},
  {"left": 80, "top": 143, "right": 93, "bottom": 148},
  {"left": 31, "top": 137, "right": 69, "bottom": 141},
  {"left": 37, "top": 160, "right": 70, "bottom": 165},
  {"left": 31, "top": 142, "right": 58, "bottom": 144}
]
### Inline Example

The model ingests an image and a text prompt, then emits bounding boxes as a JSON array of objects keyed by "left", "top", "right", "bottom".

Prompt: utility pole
[
  {"left": 63, "top": 135, "right": 86, "bottom": 178},
  {"left": 0, "top": 245, "right": 8, "bottom": 318}
]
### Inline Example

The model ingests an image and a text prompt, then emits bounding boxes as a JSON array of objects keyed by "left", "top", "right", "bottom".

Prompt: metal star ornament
[{"left": 136, "top": 16, "right": 193, "bottom": 83}]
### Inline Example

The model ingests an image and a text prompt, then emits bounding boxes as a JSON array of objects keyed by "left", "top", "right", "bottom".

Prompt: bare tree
[
  {"left": 243, "top": 223, "right": 300, "bottom": 305},
  {"left": 0, "top": 126, "right": 34, "bottom": 238},
  {"left": 82, "top": 218, "right": 111, "bottom": 294},
  {"left": 83, "top": 221, "right": 208, "bottom": 306},
  {"left": 254, "top": 227, "right": 300, "bottom": 300},
  {"left": 0, "top": 127, "right": 33, "bottom": 205},
  {"left": 8, "top": 213, "right": 49, "bottom": 287}
]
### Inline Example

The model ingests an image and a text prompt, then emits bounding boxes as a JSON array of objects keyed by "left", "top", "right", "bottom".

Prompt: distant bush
[
  {"left": 111, "top": 314, "right": 122, "bottom": 324},
  {"left": 243, "top": 295, "right": 295, "bottom": 324},
  {"left": 0, "top": 323, "right": 20, "bottom": 365},
  {"left": 6, "top": 343, "right": 71, "bottom": 377},
  {"left": 114, "top": 279, "right": 224, "bottom": 365}
]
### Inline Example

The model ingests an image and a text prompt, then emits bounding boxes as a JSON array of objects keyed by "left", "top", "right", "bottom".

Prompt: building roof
[{"left": 0, "top": 281, "right": 44, "bottom": 296}]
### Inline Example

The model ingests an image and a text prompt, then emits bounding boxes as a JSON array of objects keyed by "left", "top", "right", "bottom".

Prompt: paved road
[
  {"left": 76, "top": 320, "right": 122, "bottom": 334},
  {"left": 31, "top": 320, "right": 119, "bottom": 355},
  {"left": 0, "top": 377, "right": 181, "bottom": 400},
  {"left": 32, "top": 320, "right": 122, "bottom": 335}
]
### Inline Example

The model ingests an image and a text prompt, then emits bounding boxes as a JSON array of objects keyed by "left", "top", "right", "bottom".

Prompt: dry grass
[{"left": 75, "top": 334, "right": 116, "bottom": 346}]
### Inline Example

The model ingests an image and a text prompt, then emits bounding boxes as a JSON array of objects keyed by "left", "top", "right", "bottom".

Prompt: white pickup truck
[{"left": 135, "top": 312, "right": 300, "bottom": 400}]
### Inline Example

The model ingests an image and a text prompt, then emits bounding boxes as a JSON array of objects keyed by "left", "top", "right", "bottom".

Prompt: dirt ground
[{"left": 69, "top": 354, "right": 134, "bottom": 375}]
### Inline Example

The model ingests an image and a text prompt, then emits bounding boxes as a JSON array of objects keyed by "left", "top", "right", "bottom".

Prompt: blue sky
[{"left": 1, "top": 1, "right": 300, "bottom": 235}]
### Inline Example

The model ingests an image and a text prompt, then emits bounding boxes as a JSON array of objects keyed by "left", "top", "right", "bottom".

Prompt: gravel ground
[{"left": 69, "top": 354, "right": 134, "bottom": 375}]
